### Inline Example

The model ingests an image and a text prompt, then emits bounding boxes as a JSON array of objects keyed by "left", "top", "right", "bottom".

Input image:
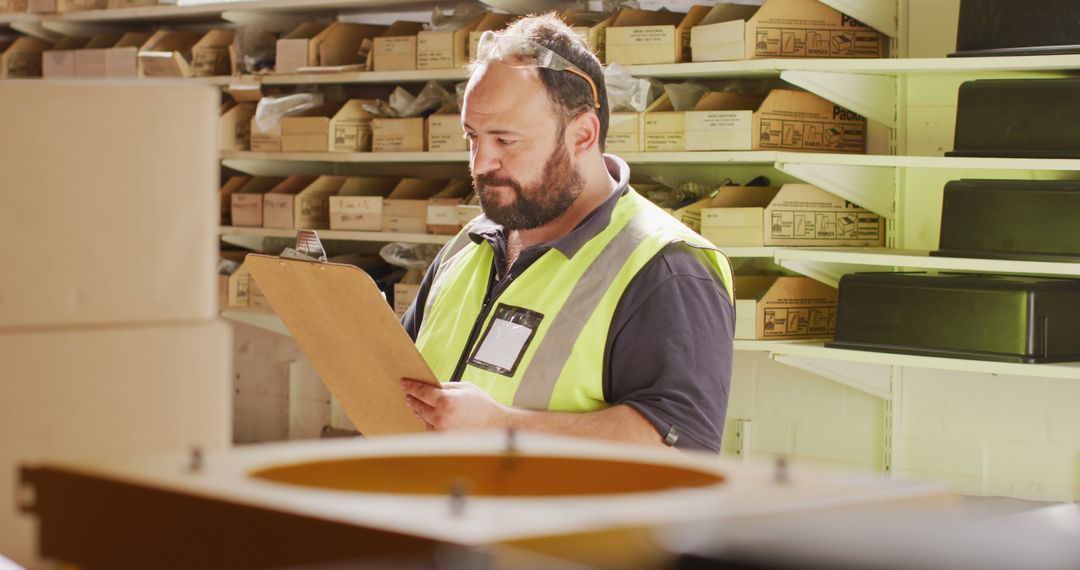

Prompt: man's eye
[
  {"left": 464, "top": 132, "right": 477, "bottom": 141},
  {"left": 498, "top": 138, "right": 516, "bottom": 146}
]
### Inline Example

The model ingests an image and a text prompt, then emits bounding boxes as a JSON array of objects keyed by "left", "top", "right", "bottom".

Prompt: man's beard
[{"left": 473, "top": 141, "right": 585, "bottom": 231}]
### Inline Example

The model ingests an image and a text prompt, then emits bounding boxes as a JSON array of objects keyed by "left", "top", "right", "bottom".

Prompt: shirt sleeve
[{"left": 605, "top": 243, "right": 735, "bottom": 453}]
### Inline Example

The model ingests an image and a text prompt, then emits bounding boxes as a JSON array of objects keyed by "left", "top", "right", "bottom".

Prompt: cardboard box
[
  {"left": 1, "top": 37, "right": 51, "bottom": 78},
  {"left": 427, "top": 179, "right": 472, "bottom": 234},
  {"left": 228, "top": 260, "right": 272, "bottom": 309},
  {"left": 316, "top": 22, "right": 387, "bottom": 70},
  {"left": 372, "top": 21, "right": 423, "bottom": 71},
  {"left": 373, "top": 116, "right": 426, "bottom": 152},
  {"left": 27, "top": 0, "right": 55, "bottom": 12},
  {"left": 55, "top": 0, "right": 104, "bottom": 12},
  {"left": 1, "top": 0, "right": 28, "bottom": 12},
  {"left": 560, "top": 9, "right": 614, "bottom": 55},
  {"left": 219, "top": 102, "right": 255, "bottom": 151},
  {"left": 734, "top": 275, "right": 837, "bottom": 339},
  {"left": 293, "top": 176, "right": 351, "bottom": 229},
  {"left": 1, "top": 82, "right": 219, "bottom": 328},
  {"left": 262, "top": 176, "right": 318, "bottom": 229},
  {"left": 0, "top": 321, "right": 231, "bottom": 567},
  {"left": 137, "top": 29, "right": 232, "bottom": 77},
  {"left": 417, "top": 12, "right": 485, "bottom": 70},
  {"left": 691, "top": 0, "right": 887, "bottom": 62},
  {"left": 467, "top": 13, "right": 517, "bottom": 61},
  {"left": 75, "top": 32, "right": 148, "bottom": 77},
  {"left": 457, "top": 203, "right": 482, "bottom": 226},
  {"left": 107, "top": 0, "right": 157, "bottom": 8},
  {"left": 136, "top": 30, "right": 201, "bottom": 77},
  {"left": 328, "top": 177, "right": 399, "bottom": 231},
  {"left": 427, "top": 108, "right": 465, "bottom": 152},
  {"left": 275, "top": 22, "right": 326, "bottom": 74},
  {"left": 329, "top": 99, "right": 376, "bottom": 152},
  {"left": 604, "top": 7, "right": 705, "bottom": 65},
  {"left": 276, "top": 21, "right": 386, "bottom": 73},
  {"left": 700, "top": 184, "right": 885, "bottom": 247},
  {"left": 218, "top": 175, "right": 251, "bottom": 226},
  {"left": 218, "top": 273, "right": 229, "bottom": 309},
  {"left": 280, "top": 103, "right": 341, "bottom": 153},
  {"left": 383, "top": 178, "right": 447, "bottom": 233},
  {"left": 42, "top": 37, "right": 88, "bottom": 78},
  {"left": 394, "top": 279, "right": 421, "bottom": 318},
  {"left": 605, "top": 112, "right": 644, "bottom": 152},
  {"left": 644, "top": 88, "right": 866, "bottom": 153},
  {"left": 230, "top": 177, "right": 282, "bottom": 227}
]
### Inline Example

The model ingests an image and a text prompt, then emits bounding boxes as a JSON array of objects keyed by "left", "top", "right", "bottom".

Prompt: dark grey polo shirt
[{"left": 402, "top": 155, "right": 734, "bottom": 452}]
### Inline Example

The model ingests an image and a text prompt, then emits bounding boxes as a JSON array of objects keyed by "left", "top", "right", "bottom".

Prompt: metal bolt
[
  {"left": 449, "top": 480, "right": 467, "bottom": 518},
  {"left": 774, "top": 456, "right": 788, "bottom": 485},
  {"left": 189, "top": 446, "right": 204, "bottom": 473},
  {"left": 503, "top": 428, "right": 519, "bottom": 470}
]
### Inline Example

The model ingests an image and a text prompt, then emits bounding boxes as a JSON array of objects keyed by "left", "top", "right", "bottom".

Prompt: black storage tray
[
  {"left": 949, "top": 0, "right": 1080, "bottom": 57},
  {"left": 946, "top": 79, "right": 1080, "bottom": 159},
  {"left": 825, "top": 273, "right": 1080, "bottom": 363},
  {"left": 931, "top": 179, "right": 1080, "bottom": 262}
]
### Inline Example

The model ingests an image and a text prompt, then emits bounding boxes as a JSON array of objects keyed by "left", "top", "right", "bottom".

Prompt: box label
[
  {"left": 769, "top": 210, "right": 882, "bottom": 241},
  {"left": 753, "top": 26, "right": 883, "bottom": 58},
  {"left": 757, "top": 116, "right": 865, "bottom": 152},
  {"left": 762, "top": 305, "right": 836, "bottom": 337}
]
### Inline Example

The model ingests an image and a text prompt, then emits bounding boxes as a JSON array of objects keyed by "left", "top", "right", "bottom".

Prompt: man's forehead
[{"left": 464, "top": 62, "right": 553, "bottom": 119}]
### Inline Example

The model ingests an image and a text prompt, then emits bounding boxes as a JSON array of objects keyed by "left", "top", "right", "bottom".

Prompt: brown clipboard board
[{"left": 244, "top": 237, "right": 438, "bottom": 436}]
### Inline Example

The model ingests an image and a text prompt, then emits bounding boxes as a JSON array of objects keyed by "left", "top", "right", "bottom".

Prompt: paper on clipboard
[{"left": 244, "top": 231, "right": 439, "bottom": 436}]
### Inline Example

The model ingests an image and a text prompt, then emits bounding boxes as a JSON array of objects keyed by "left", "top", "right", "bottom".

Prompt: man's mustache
[{"left": 474, "top": 174, "right": 523, "bottom": 195}]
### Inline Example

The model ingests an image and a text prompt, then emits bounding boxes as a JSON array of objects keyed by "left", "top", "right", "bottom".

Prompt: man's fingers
[
  {"left": 400, "top": 378, "right": 441, "bottom": 405},
  {"left": 405, "top": 394, "right": 436, "bottom": 427}
]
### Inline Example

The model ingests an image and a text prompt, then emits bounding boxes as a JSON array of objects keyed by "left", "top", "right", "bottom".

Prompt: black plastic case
[
  {"left": 947, "top": 79, "right": 1080, "bottom": 159},
  {"left": 950, "top": 0, "right": 1080, "bottom": 57},
  {"left": 826, "top": 273, "right": 1080, "bottom": 363},
  {"left": 932, "top": 179, "right": 1080, "bottom": 262}
]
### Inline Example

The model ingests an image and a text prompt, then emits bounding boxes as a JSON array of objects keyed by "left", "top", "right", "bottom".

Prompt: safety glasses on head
[{"left": 475, "top": 30, "right": 601, "bottom": 110}]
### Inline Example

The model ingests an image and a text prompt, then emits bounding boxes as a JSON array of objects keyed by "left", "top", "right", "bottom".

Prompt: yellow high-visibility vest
[{"left": 416, "top": 188, "right": 734, "bottom": 411}]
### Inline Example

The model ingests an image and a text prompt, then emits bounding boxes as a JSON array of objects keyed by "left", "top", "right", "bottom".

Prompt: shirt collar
[{"left": 467, "top": 154, "right": 631, "bottom": 259}]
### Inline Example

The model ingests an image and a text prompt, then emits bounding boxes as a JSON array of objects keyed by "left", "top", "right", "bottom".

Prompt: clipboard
[{"left": 244, "top": 231, "right": 439, "bottom": 436}]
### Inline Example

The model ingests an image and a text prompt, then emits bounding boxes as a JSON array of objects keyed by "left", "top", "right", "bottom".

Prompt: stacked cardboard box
[
  {"left": 0, "top": 83, "right": 230, "bottom": 568},
  {"left": 644, "top": 88, "right": 867, "bottom": 153},
  {"left": 700, "top": 184, "right": 885, "bottom": 247},
  {"left": 690, "top": 0, "right": 887, "bottom": 61}
]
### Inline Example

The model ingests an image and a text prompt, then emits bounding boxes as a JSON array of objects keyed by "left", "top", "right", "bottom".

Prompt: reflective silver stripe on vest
[{"left": 512, "top": 212, "right": 655, "bottom": 410}]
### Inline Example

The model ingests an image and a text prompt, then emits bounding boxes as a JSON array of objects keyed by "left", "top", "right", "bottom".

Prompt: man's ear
[{"left": 568, "top": 111, "right": 601, "bottom": 157}]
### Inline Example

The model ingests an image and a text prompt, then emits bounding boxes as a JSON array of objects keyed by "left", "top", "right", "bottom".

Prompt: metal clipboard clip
[{"left": 279, "top": 229, "right": 328, "bottom": 263}]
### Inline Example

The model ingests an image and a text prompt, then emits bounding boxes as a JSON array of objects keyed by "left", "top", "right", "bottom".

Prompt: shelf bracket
[
  {"left": 774, "top": 160, "right": 896, "bottom": 219},
  {"left": 818, "top": 0, "right": 898, "bottom": 37},
  {"left": 773, "top": 258, "right": 868, "bottom": 288},
  {"left": 10, "top": 20, "right": 63, "bottom": 42},
  {"left": 39, "top": 20, "right": 131, "bottom": 39},
  {"left": 222, "top": 10, "right": 317, "bottom": 33},
  {"left": 771, "top": 353, "right": 893, "bottom": 400},
  {"left": 780, "top": 70, "right": 896, "bottom": 128}
]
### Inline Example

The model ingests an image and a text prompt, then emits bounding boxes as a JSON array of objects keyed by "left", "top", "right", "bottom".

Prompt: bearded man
[{"left": 399, "top": 14, "right": 735, "bottom": 452}]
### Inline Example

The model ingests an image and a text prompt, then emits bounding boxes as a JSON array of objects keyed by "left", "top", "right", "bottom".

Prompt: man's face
[{"left": 462, "top": 62, "right": 585, "bottom": 231}]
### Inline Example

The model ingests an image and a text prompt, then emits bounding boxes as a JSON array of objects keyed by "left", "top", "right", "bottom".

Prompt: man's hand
[{"left": 401, "top": 379, "right": 511, "bottom": 431}]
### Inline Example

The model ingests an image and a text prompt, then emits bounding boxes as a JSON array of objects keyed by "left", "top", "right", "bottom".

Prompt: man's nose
[{"left": 470, "top": 138, "right": 500, "bottom": 177}]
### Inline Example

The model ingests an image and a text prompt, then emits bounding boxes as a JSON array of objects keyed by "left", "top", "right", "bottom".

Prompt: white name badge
[{"left": 468, "top": 304, "right": 544, "bottom": 377}]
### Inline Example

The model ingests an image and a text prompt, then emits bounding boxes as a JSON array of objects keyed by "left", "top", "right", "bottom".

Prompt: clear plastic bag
[
  {"left": 379, "top": 242, "right": 443, "bottom": 272},
  {"left": 664, "top": 81, "right": 708, "bottom": 111},
  {"left": 605, "top": 63, "right": 662, "bottom": 112},
  {"left": 254, "top": 92, "right": 325, "bottom": 132},
  {"left": 363, "top": 81, "right": 452, "bottom": 118}
]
